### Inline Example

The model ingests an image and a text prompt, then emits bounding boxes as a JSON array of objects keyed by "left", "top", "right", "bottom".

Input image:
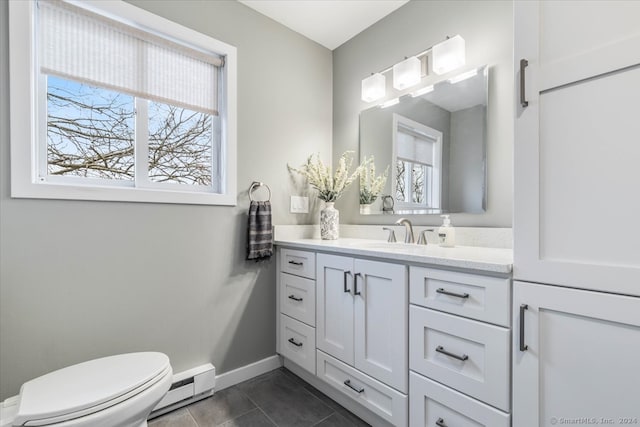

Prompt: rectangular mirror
[{"left": 359, "top": 65, "right": 488, "bottom": 215}]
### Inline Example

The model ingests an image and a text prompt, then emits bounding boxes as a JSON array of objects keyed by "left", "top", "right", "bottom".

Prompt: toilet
[{"left": 0, "top": 352, "right": 172, "bottom": 427}]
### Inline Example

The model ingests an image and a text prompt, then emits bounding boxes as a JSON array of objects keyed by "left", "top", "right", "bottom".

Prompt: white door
[
  {"left": 514, "top": 1, "right": 640, "bottom": 295},
  {"left": 513, "top": 281, "right": 640, "bottom": 427},
  {"left": 353, "top": 259, "right": 407, "bottom": 393},
  {"left": 316, "top": 253, "right": 355, "bottom": 365}
]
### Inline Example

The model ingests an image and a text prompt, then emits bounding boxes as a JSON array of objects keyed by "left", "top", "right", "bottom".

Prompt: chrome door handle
[
  {"left": 288, "top": 295, "right": 303, "bottom": 302},
  {"left": 343, "top": 379, "right": 364, "bottom": 394},
  {"left": 436, "top": 345, "right": 469, "bottom": 361},
  {"left": 520, "top": 304, "right": 529, "bottom": 351},
  {"left": 520, "top": 58, "right": 529, "bottom": 108},
  {"left": 288, "top": 338, "right": 303, "bottom": 347},
  {"left": 436, "top": 288, "right": 469, "bottom": 299}
]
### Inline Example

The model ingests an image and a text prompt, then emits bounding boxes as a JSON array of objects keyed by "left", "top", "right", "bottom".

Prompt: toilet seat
[{"left": 12, "top": 353, "right": 171, "bottom": 426}]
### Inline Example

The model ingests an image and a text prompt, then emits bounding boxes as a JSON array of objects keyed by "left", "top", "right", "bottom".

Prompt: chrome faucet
[{"left": 395, "top": 218, "right": 414, "bottom": 243}]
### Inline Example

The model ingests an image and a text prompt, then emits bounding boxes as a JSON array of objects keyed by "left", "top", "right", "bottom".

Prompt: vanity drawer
[
  {"left": 409, "top": 305, "right": 510, "bottom": 411},
  {"left": 409, "top": 372, "right": 510, "bottom": 427},
  {"left": 410, "top": 267, "right": 511, "bottom": 327},
  {"left": 279, "top": 314, "right": 316, "bottom": 374},
  {"left": 281, "top": 248, "right": 316, "bottom": 279},
  {"left": 279, "top": 273, "right": 315, "bottom": 326},
  {"left": 317, "top": 350, "right": 408, "bottom": 427}
]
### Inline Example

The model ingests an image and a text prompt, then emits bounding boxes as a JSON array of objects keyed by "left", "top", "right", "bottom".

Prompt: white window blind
[
  {"left": 38, "top": 0, "right": 223, "bottom": 115},
  {"left": 397, "top": 127, "right": 436, "bottom": 166}
]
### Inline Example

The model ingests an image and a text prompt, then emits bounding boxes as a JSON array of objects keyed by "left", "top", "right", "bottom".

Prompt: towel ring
[{"left": 249, "top": 181, "right": 271, "bottom": 202}]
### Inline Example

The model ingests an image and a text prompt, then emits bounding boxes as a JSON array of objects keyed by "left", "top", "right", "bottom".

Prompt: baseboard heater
[{"left": 149, "top": 363, "right": 216, "bottom": 419}]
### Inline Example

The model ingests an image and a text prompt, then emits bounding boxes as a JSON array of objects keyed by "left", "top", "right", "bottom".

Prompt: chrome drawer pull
[
  {"left": 436, "top": 418, "right": 448, "bottom": 427},
  {"left": 343, "top": 379, "right": 364, "bottom": 394},
  {"left": 288, "top": 260, "right": 303, "bottom": 266},
  {"left": 436, "top": 288, "right": 469, "bottom": 299},
  {"left": 288, "top": 295, "right": 303, "bottom": 302},
  {"left": 436, "top": 345, "right": 469, "bottom": 361},
  {"left": 520, "top": 304, "right": 529, "bottom": 351},
  {"left": 288, "top": 338, "right": 303, "bottom": 347}
]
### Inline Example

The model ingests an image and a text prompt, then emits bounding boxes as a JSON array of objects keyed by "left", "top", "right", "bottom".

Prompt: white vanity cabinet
[
  {"left": 409, "top": 267, "right": 511, "bottom": 426},
  {"left": 316, "top": 253, "right": 408, "bottom": 393},
  {"left": 275, "top": 241, "right": 513, "bottom": 427},
  {"left": 314, "top": 253, "right": 408, "bottom": 426},
  {"left": 277, "top": 248, "right": 317, "bottom": 374}
]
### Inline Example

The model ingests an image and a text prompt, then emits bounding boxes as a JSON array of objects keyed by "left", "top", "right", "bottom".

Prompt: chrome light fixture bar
[{"left": 360, "top": 35, "right": 466, "bottom": 103}]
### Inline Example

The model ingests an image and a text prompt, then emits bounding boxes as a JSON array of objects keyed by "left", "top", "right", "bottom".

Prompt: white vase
[
  {"left": 320, "top": 202, "right": 339, "bottom": 240},
  {"left": 360, "top": 203, "right": 372, "bottom": 215}
]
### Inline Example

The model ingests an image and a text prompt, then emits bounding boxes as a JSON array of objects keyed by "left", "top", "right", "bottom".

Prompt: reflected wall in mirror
[{"left": 359, "top": 65, "right": 488, "bottom": 215}]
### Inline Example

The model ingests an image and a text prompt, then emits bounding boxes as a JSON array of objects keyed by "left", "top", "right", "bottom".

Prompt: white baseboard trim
[{"left": 215, "top": 355, "right": 283, "bottom": 391}]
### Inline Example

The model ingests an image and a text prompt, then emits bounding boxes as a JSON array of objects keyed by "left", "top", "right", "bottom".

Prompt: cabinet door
[
  {"left": 316, "top": 253, "right": 355, "bottom": 365},
  {"left": 514, "top": 1, "right": 640, "bottom": 295},
  {"left": 513, "top": 281, "right": 640, "bottom": 427},
  {"left": 354, "top": 259, "right": 407, "bottom": 393}
]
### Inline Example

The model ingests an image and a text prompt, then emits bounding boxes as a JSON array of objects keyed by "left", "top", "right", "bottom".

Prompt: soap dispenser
[{"left": 438, "top": 215, "right": 456, "bottom": 247}]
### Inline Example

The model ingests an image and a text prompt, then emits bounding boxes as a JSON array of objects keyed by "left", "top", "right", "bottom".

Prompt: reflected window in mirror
[{"left": 393, "top": 114, "right": 442, "bottom": 210}]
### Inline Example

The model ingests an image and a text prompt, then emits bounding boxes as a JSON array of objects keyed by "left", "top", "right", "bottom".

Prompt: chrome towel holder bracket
[{"left": 249, "top": 181, "right": 271, "bottom": 202}]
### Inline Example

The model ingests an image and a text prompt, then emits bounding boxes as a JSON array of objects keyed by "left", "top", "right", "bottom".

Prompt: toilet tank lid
[{"left": 15, "top": 352, "right": 170, "bottom": 425}]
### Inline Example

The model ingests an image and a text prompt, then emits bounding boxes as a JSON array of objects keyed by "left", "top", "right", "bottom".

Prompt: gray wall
[
  {"left": 0, "top": 0, "right": 332, "bottom": 399},
  {"left": 449, "top": 105, "right": 486, "bottom": 212},
  {"left": 333, "top": 0, "right": 513, "bottom": 227}
]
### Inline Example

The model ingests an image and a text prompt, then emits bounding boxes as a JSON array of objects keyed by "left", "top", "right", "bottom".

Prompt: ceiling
[{"left": 238, "top": 0, "right": 410, "bottom": 50}]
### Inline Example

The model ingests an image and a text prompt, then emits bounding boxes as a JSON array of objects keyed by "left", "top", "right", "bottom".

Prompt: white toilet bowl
[{"left": 0, "top": 352, "right": 172, "bottom": 427}]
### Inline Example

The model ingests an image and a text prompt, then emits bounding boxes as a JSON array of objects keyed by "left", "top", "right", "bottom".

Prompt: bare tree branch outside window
[
  {"left": 47, "top": 77, "right": 135, "bottom": 180},
  {"left": 412, "top": 163, "right": 425, "bottom": 204},
  {"left": 47, "top": 76, "right": 214, "bottom": 186},
  {"left": 148, "top": 102, "right": 212, "bottom": 186},
  {"left": 395, "top": 160, "right": 406, "bottom": 202}
]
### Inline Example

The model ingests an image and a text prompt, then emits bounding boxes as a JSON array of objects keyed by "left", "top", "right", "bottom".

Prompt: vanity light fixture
[
  {"left": 410, "top": 85, "right": 434, "bottom": 97},
  {"left": 432, "top": 35, "right": 466, "bottom": 75},
  {"left": 448, "top": 68, "right": 478, "bottom": 84},
  {"left": 361, "top": 73, "right": 386, "bottom": 102},
  {"left": 360, "top": 35, "right": 466, "bottom": 103},
  {"left": 392, "top": 56, "right": 421, "bottom": 90}
]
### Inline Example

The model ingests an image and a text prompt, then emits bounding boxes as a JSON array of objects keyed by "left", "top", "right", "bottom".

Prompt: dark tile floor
[{"left": 149, "top": 368, "right": 370, "bottom": 427}]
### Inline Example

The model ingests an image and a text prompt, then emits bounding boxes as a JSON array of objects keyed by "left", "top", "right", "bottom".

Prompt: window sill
[{"left": 11, "top": 181, "right": 237, "bottom": 206}]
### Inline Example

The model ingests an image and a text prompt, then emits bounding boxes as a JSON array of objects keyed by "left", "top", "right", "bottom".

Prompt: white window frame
[
  {"left": 9, "top": 0, "right": 237, "bottom": 205},
  {"left": 391, "top": 114, "right": 442, "bottom": 211}
]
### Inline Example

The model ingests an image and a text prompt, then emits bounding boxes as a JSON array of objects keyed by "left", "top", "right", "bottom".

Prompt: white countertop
[{"left": 274, "top": 237, "right": 513, "bottom": 274}]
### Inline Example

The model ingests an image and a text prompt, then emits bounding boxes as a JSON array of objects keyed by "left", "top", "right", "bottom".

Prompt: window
[
  {"left": 392, "top": 114, "right": 442, "bottom": 210},
  {"left": 9, "top": 0, "right": 237, "bottom": 205}
]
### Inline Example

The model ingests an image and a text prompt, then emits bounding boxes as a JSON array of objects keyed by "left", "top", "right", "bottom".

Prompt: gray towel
[{"left": 247, "top": 200, "right": 273, "bottom": 260}]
